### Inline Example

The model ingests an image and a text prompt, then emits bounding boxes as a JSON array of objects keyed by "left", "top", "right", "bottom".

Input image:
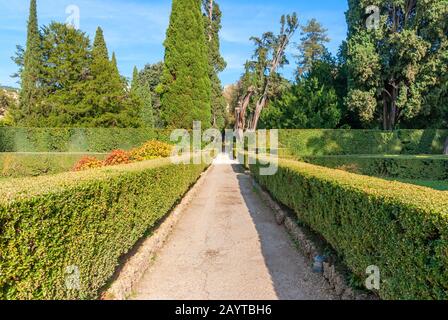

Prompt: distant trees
[
  {"left": 234, "top": 13, "right": 299, "bottom": 131},
  {"left": 346, "top": 0, "right": 448, "bottom": 130},
  {"left": 12, "top": 1, "right": 141, "bottom": 127},
  {"left": 161, "top": 0, "right": 211, "bottom": 129},
  {"left": 131, "top": 66, "right": 154, "bottom": 128}
]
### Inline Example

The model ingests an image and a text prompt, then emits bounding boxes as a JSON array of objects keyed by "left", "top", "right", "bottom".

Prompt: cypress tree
[
  {"left": 20, "top": 0, "right": 42, "bottom": 119},
  {"left": 93, "top": 27, "right": 108, "bottom": 59},
  {"left": 131, "top": 66, "right": 154, "bottom": 128},
  {"left": 203, "top": 1, "right": 227, "bottom": 129},
  {"left": 161, "top": 0, "right": 211, "bottom": 129}
]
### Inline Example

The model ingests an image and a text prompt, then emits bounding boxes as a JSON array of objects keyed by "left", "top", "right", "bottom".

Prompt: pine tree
[
  {"left": 161, "top": 0, "right": 211, "bottom": 129},
  {"left": 203, "top": 1, "right": 227, "bottom": 129},
  {"left": 296, "top": 19, "right": 330, "bottom": 78},
  {"left": 19, "top": 0, "right": 42, "bottom": 121}
]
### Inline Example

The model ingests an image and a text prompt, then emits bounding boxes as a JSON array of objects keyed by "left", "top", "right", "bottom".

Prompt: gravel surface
[{"left": 132, "top": 155, "right": 336, "bottom": 300}]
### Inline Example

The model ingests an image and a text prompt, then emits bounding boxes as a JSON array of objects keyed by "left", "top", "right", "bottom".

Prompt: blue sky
[{"left": 0, "top": 0, "right": 348, "bottom": 88}]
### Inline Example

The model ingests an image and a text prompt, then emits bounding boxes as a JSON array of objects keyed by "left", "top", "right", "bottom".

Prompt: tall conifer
[{"left": 161, "top": 0, "right": 211, "bottom": 129}]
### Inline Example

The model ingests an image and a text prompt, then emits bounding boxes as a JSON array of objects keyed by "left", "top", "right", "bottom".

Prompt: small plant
[
  {"left": 130, "top": 140, "right": 173, "bottom": 162},
  {"left": 103, "top": 150, "right": 131, "bottom": 166},
  {"left": 73, "top": 156, "right": 103, "bottom": 172}
]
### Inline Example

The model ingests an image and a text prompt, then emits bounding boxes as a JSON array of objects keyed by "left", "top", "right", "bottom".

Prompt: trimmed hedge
[
  {"left": 0, "top": 158, "right": 207, "bottom": 299},
  {"left": 251, "top": 158, "right": 448, "bottom": 300},
  {"left": 295, "top": 155, "right": 448, "bottom": 180},
  {"left": 0, "top": 128, "right": 173, "bottom": 153},
  {"left": 279, "top": 129, "right": 448, "bottom": 156},
  {"left": 0, "top": 153, "right": 107, "bottom": 178}
]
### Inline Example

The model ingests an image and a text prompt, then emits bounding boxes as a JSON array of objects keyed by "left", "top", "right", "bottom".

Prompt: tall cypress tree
[
  {"left": 20, "top": 0, "right": 42, "bottom": 119},
  {"left": 161, "top": 0, "right": 211, "bottom": 129},
  {"left": 93, "top": 27, "right": 108, "bottom": 59},
  {"left": 203, "top": 1, "right": 227, "bottom": 129}
]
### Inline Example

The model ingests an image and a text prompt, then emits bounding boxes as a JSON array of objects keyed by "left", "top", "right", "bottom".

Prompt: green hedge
[
  {"left": 0, "top": 128, "right": 173, "bottom": 153},
  {"left": 295, "top": 155, "right": 448, "bottom": 180},
  {"left": 0, "top": 159, "right": 207, "bottom": 299},
  {"left": 279, "top": 129, "right": 448, "bottom": 156},
  {"left": 0, "top": 153, "right": 107, "bottom": 178},
  {"left": 251, "top": 159, "right": 448, "bottom": 300}
]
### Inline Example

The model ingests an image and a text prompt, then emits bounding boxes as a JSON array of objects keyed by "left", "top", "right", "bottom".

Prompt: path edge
[{"left": 103, "top": 165, "right": 214, "bottom": 300}]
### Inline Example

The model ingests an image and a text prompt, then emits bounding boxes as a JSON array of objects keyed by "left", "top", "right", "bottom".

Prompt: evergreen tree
[
  {"left": 138, "top": 62, "right": 164, "bottom": 127},
  {"left": 203, "top": 0, "right": 227, "bottom": 129},
  {"left": 161, "top": 0, "right": 211, "bottom": 129},
  {"left": 296, "top": 19, "right": 330, "bottom": 78},
  {"left": 131, "top": 66, "right": 154, "bottom": 128},
  {"left": 19, "top": 0, "right": 42, "bottom": 122},
  {"left": 346, "top": 0, "right": 448, "bottom": 130}
]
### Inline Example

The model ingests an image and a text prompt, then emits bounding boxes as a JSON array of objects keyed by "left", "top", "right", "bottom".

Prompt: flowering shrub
[
  {"left": 130, "top": 140, "right": 173, "bottom": 162},
  {"left": 73, "top": 156, "right": 103, "bottom": 171},
  {"left": 103, "top": 150, "right": 131, "bottom": 166}
]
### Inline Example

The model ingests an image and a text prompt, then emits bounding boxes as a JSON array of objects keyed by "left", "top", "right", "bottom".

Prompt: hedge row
[
  {"left": 0, "top": 128, "right": 173, "bottom": 152},
  {"left": 0, "top": 158, "right": 207, "bottom": 299},
  {"left": 0, "top": 153, "right": 107, "bottom": 178},
  {"left": 250, "top": 159, "right": 448, "bottom": 300},
  {"left": 279, "top": 129, "right": 448, "bottom": 155},
  {"left": 295, "top": 155, "right": 448, "bottom": 180}
]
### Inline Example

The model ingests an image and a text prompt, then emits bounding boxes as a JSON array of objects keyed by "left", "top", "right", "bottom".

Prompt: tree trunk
[{"left": 207, "top": 0, "right": 214, "bottom": 42}]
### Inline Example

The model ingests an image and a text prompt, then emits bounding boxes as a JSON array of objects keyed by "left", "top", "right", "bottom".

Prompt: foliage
[
  {"left": 297, "top": 154, "right": 448, "bottom": 180},
  {"left": 130, "top": 140, "right": 173, "bottom": 161},
  {"left": 137, "top": 62, "right": 164, "bottom": 127},
  {"left": 103, "top": 149, "right": 131, "bottom": 166},
  {"left": 0, "top": 159, "right": 207, "bottom": 299},
  {"left": 251, "top": 158, "right": 448, "bottom": 299},
  {"left": 0, "top": 153, "right": 106, "bottom": 178},
  {"left": 161, "top": 0, "right": 211, "bottom": 129},
  {"left": 131, "top": 66, "right": 154, "bottom": 128},
  {"left": 278, "top": 129, "right": 448, "bottom": 156},
  {"left": 203, "top": 1, "right": 227, "bottom": 129},
  {"left": 295, "top": 18, "right": 330, "bottom": 78},
  {"left": 72, "top": 156, "right": 104, "bottom": 172},
  {"left": 0, "top": 127, "right": 173, "bottom": 153},
  {"left": 346, "top": 0, "right": 448, "bottom": 130}
]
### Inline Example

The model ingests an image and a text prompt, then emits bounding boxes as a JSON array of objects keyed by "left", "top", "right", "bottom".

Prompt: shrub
[
  {"left": 0, "top": 153, "right": 107, "bottom": 178},
  {"left": 0, "top": 128, "right": 173, "bottom": 153},
  {"left": 296, "top": 155, "right": 448, "bottom": 180},
  {"left": 72, "top": 156, "right": 103, "bottom": 171},
  {"left": 103, "top": 150, "right": 131, "bottom": 166},
  {"left": 130, "top": 140, "right": 173, "bottom": 161},
  {"left": 250, "top": 158, "right": 448, "bottom": 300},
  {"left": 0, "top": 158, "right": 207, "bottom": 299}
]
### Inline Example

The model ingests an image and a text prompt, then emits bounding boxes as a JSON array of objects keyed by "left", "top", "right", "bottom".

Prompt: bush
[
  {"left": 72, "top": 156, "right": 104, "bottom": 172},
  {"left": 296, "top": 155, "right": 448, "bottom": 180},
  {"left": 0, "top": 158, "right": 207, "bottom": 299},
  {"left": 103, "top": 150, "right": 131, "bottom": 166},
  {"left": 0, "top": 128, "right": 173, "bottom": 153},
  {"left": 279, "top": 129, "right": 448, "bottom": 156},
  {"left": 250, "top": 158, "right": 448, "bottom": 300},
  {"left": 0, "top": 153, "right": 107, "bottom": 178},
  {"left": 130, "top": 140, "right": 173, "bottom": 161}
]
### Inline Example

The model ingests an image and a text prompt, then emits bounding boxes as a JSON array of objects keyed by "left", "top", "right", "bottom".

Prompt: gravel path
[{"left": 132, "top": 155, "right": 336, "bottom": 300}]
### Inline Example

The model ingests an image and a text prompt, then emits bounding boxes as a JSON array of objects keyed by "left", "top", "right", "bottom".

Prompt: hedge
[
  {"left": 279, "top": 129, "right": 448, "bottom": 156},
  {"left": 0, "top": 153, "right": 107, "bottom": 178},
  {"left": 250, "top": 158, "right": 448, "bottom": 300},
  {"left": 295, "top": 155, "right": 448, "bottom": 180},
  {"left": 0, "top": 158, "right": 207, "bottom": 299},
  {"left": 0, "top": 128, "right": 173, "bottom": 153}
]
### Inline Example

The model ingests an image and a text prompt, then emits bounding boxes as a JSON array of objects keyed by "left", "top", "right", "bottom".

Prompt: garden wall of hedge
[
  {"left": 279, "top": 129, "right": 448, "bottom": 156},
  {"left": 251, "top": 159, "right": 448, "bottom": 300},
  {"left": 0, "top": 158, "right": 207, "bottom": 299},
  {"left": 0, "top": 128, "right": 173, "bottom": 153},
  {"left": 296, "top": 155, "right": 448, "bottom": 180}
]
